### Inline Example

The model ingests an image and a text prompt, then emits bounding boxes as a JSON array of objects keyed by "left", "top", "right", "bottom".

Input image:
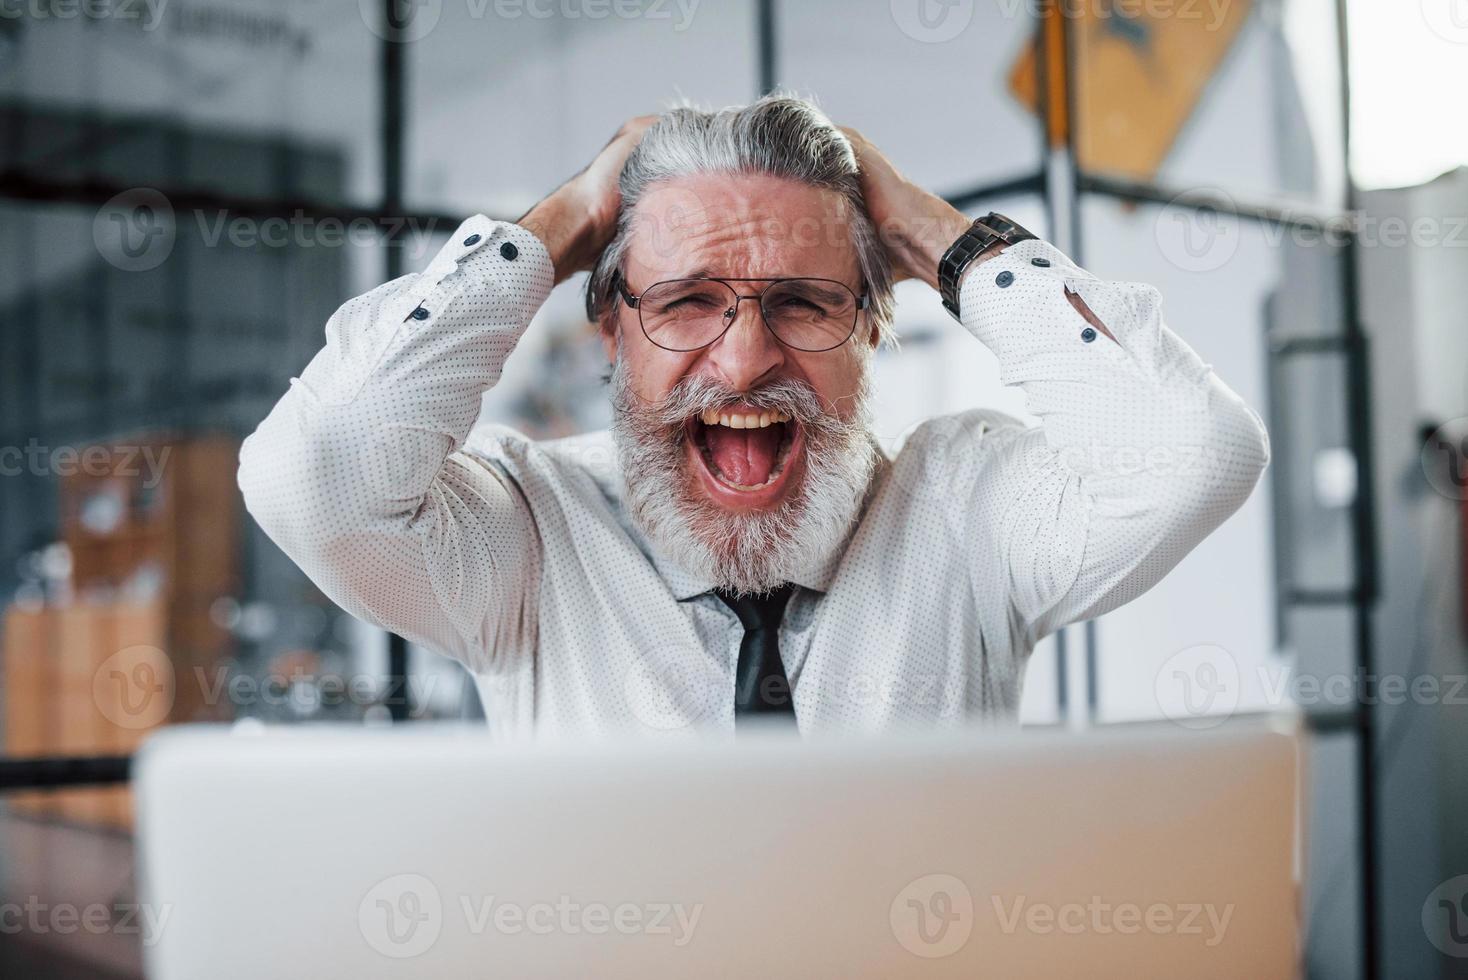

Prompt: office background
[{"left": 1, "top": 1, "right": 1466, "bottom": 977}]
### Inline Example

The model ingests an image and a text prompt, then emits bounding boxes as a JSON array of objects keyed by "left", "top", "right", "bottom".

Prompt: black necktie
[{"left": 713, "top": 583, "right": 797, "bottom": 727}]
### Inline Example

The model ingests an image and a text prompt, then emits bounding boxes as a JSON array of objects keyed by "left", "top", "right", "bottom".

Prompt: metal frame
[
  {"left": 0, "top": 756, "right": 130, "bottom": 789},
  {"left": 0, "top": 4, "right": 1381, "bottom": 977},
  {"left": 382, "top": 0, "right": 414, "bottom": 724}
]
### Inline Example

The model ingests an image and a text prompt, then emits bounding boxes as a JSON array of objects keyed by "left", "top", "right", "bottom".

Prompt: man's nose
[{"left": 705, "top": 296, "right": 786, "bottom": 392}]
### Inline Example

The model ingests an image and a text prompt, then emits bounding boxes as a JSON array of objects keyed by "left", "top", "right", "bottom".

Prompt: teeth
[{"left": 699, "top": 408, "right": 790, "bottom": 428}]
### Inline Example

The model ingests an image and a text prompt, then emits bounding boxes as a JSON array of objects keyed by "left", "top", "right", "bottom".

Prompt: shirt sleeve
[
  {"left": 955, "top": 238, "right": 1271, "bottom": 647},
  {"left": 237, "top": 216, "right": 554, "bottom": 670}
]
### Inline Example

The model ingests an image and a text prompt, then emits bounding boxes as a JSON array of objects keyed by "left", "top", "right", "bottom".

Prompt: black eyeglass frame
[{"left": 613, "top": 274, "right": 870, "bottom": 353}]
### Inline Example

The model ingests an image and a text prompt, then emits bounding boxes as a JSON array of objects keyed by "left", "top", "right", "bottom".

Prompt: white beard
[{"left": 609, "top": 360, "right": 878, "bottom": 597}]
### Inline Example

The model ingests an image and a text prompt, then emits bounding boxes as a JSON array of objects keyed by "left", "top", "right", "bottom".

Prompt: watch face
[
  {"left": 986, "top": 212, "right": 1033, "bottom": 243},
  {"left": 982, "top": 212, "right": 1032, "bottom": 241}
]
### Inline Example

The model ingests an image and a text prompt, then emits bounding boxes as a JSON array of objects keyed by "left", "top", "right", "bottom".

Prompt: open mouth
[{"left": 686, "top": 407, "right": 803, "bottom": 506}]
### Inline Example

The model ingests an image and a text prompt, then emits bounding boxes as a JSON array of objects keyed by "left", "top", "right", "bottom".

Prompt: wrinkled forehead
[{"left": 622, "top": 172, "right": 862, "bottom": 286}]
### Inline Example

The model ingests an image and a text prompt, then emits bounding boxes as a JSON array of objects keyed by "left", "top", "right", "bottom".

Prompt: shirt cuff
[
  {"left": 386, "top": 215, "right": 555, "bottom": 327},
  {"left": 955, "top": 238, "right": 1130, "bottom": 377}
]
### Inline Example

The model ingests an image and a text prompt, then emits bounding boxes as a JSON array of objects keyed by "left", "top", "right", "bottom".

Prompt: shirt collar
[{"left": 649, "top": 548, "right": 718, "bottom": 602}]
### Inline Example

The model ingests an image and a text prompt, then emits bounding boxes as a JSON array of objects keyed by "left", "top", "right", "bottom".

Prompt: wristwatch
[{"left": 937, "top": 212, "right": 1038, "bottom": 321}]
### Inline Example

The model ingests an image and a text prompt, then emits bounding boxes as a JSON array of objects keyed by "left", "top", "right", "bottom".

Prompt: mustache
[{"left": 618, "top": 374, "right": 832, "bottom": 430}]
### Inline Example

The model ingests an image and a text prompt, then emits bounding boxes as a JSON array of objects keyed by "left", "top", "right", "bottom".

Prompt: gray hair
[{"left": 585, "top": 94, "right": 896, "bottom": 347}]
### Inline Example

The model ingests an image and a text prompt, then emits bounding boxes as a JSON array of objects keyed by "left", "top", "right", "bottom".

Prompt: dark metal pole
[
  {"left": 1056, "top": 0, "right": 1092, "bottom": 718},
  {"left": 0, "top": 756, "right": 131, "bottom": 790},
  {"left": 1035, "top": 0, "right": 1071, "bottom": 724},
  {"left": 1332, "top": 2, "right": 1379, "bottom": 977},
  {"left": 756, "top": 0, "right": 777, "bottom": 96},
  {"left": 0, "top": 171, "right": 469, "bottom": 226},
  {"left": 382, "top": 0, "right": 411, "bottom": 723},
  {"left": 1346, "top": 264, "right": 1379, "bottom": 980},
  {"left": 1056, "top": 0, "right": 1084, "bottom": 261}
]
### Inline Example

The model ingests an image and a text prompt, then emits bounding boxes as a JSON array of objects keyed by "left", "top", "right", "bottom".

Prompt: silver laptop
[{"left": 134, "top": 720, "right": 1299, "bottom": 979}]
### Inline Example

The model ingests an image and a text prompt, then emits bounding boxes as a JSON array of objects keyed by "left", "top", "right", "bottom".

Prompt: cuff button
[
  {"left": 1081, "top": 326, "right": 1097, "bottom": 343},
  {"left": 500, "top": 241, "right": 519, "bottom": 260},
  {"left": 1031, "top": 257, "right": 1051, "bottom": 267},
  {"left": 463, "top": 234, "right": 481, "bottom": 247},
  {"left": 995, "top": 270, "right": 1015, "bottom": 288}
]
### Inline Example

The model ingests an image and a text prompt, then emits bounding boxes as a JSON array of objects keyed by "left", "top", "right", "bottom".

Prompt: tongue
[{"left": 704, "top": 423, "right": 783, "bottom": 487}]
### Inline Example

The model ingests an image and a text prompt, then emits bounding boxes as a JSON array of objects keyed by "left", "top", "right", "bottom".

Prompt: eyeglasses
[{"left": 614, "top": 275, "right": 869, "bottom": 353}]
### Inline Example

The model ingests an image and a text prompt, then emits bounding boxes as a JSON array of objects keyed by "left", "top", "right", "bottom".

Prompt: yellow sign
[{"left": 1009, "top": 0, "right": 1253, "bottom": 179}]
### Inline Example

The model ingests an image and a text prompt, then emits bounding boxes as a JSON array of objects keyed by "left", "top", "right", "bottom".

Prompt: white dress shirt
[{"left": 238, "top": 215, "right": 1270, "bottom": 739}]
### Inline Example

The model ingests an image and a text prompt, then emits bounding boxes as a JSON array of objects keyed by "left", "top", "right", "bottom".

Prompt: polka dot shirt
[{"left": 238, "top": 217, "right": 1271, "bottom": 740}]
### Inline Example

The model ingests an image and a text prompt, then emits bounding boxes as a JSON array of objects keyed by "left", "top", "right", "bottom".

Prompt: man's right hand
[{"left": 517, "top": 114, "right": 658, "bottom": 286}]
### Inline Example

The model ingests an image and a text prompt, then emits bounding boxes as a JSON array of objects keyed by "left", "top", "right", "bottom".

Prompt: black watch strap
[{"left": 937, "top": 213, "right": 1038, "bottom": 321}]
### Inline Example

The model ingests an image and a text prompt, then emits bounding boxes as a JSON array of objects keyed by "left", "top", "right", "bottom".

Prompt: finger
[
  {"left": 618, "top": 114, "right": 660, "bottom": 143},
  {"left": 598, "top": 115, "right": 657, "bottom": 155}
]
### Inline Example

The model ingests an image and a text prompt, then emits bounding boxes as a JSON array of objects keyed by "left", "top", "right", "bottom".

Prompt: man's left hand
[{"left": 841, "top": 126, "right": 977, "bottom": 289}]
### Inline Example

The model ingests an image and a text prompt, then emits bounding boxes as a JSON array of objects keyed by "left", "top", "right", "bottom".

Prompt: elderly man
[{"left": 239, "top": 96, "right": 1269, "bottom": 738}]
